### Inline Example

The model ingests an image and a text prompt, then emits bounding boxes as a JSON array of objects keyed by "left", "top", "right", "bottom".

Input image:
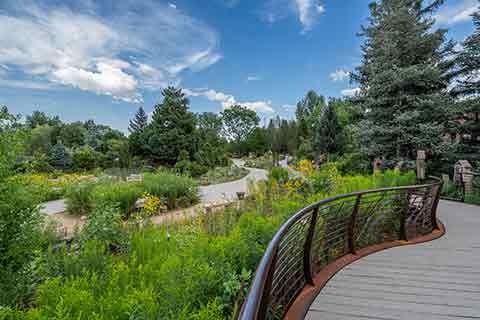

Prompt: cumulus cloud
[
  {"left": 330, "top": 69, "right": 350, "bottom": 82},
  {"left": 435, "top": 0, "right": 478, "bottom": 25},
  {"left": 0, "top": 0, "right": 221, "bottom": 102},
  {"left": 168, "top": 3, "right": 177, "bottom": 9},
  {"left": 185, "top": 88, "right": 274, "bottom": 113},
  {"left": 341, "top": 87, "right": 361, "bottom": 97}
]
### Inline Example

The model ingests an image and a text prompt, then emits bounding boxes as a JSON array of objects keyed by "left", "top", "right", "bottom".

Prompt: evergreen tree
[
  {"left": 145, "top": 87, "right": 196, "bottom": 165},
  {"left": 451, "top": 4, "right": 480, "bottom": 159},
  {"left": 354, "top": 0, "right": 455, "bottom": 160},
  {"left": 128, "top": 106, "right": 149, "bottom": 134},
  {"left": 49, "top": 141, "right": 71, "bottom": 170},
  {"left": 314, "top": 103, "right": 344, "bottom": 158},
  {"left": 295, "top": 90, "right": 325, "bottom": 140}
]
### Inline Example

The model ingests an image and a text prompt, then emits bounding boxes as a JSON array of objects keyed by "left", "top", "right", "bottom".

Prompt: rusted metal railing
[{"left": 238, "top": 177, "right": 442, "bottom": 320}]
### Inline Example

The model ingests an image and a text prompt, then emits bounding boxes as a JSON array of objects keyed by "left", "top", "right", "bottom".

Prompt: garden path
[
  {"left": 40, "top": 160, "right": 268, "bottom": 235},
  {"left": 305, "top": 200, "right": 480, "bottom": 320}
]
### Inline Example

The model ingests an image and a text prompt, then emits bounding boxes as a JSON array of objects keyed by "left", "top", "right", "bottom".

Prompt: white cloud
[
  {"left": 0, "top": 0, "right": 221, "bottom": 102},
  {"left": 185, "top": 88, "right": 274, "bottom": 113},
  {"left": 168, "top": 3, "right": 177, "bottom": 9},
  {"left": 247, "top": 75, "right": 261, "bottom": 81},
  {"left": 51, "top": 61, "right": 141, "bottom": 103},
  {"left": 295, "top": 0, "right": 325, "bottom": 32},
  {"left": 435, "top": 0, "right": 478, "bottom": 25},
  {"left": 261, "top": 0, "right": 324, "bottom": 32},
  {"left": 330, "top": 69, "right": 350, "bottom": 82},
  {"left": 341, "top": 87, "right": 361, "bottom": 97}
]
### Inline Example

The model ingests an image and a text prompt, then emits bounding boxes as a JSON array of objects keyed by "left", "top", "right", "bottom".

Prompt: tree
[
  {"left": 221, "top": 105, "right": 259, "bottom": 143},
  {"left": 129, "top": 106, "right": 149, "bottom": 134},
  {"left": 314, "top": 103, "right": 344, "bottom": 159},
  {"left": 295, "top": 91, "right": 325, "bottom": 139},
  {"left": 59, "top": 122, "right": 86, "bottom": 148},
  {"left": 451, "top": 5, "right": 480, "bottom": 160},
  {"left": 27, "top": 125, "right": 54, "bottom": 155},
  {"left": 72, "top": 146, "right": 96, "bottom": 170},
  {"left": 0, "top": 106, "right": 25, "bottom": 180},
  {"left": 354, "top": 0, "right": 455, "bottom": 160},
  {"left": 295, "top": 90, "right": 326, "bottom": 159},
  {"left": 194, "top": 113, "right": 227, "bottom": 167},
  {"left": 145, "top": 87, "right": 196, "bottom": 165},
  {"left": 49, "top": 142, "right": 71, "bottom": 170},
  {"left": 25, "top": 110, "right": 61, "bottom": 129}
]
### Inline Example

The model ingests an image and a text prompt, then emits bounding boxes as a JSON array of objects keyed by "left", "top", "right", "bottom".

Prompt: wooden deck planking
[{"left": 305, "top": 200, "right": 480, "bottom": 319}]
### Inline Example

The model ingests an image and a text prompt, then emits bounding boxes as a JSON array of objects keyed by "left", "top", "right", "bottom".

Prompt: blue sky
[{"left": 0, "top": 0, "right": 477, "bottom": 131}]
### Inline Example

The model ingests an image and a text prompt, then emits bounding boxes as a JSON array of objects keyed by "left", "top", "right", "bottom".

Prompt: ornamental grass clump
[{"left": 65, "top": 171, "right": 199, "bottom": 217}]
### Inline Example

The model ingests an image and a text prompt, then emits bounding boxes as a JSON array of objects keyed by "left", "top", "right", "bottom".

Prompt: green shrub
[
  {"left": 91, "top": 181, "right": 143, "bottom": 217},
  {"left": 80, "top": 204, "right": 129, "bottom": 252},
  {"left": 175, "top": 160, "right": 209, "bottom": 177},
  {"left": 269, "top": 167, "right": 289, "bottom": 184},
  {"left": 65, "top": 172, "right": 199, "bottom": 216},
  {"left": 65, "top": 182, "right": 95, "bottom": 216},
  {"left": 143, "top": 172, "right": 199, "bottom": 209},
  {"left": 0, "top": 181, "right": 55, "bottom": 308}
]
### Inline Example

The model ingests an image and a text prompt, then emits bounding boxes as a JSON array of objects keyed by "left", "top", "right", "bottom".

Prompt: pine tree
[
  {"left": 49, "top": 141, "right": 71, "bottom": 170},
  {"left": 314, "top": 103, "right": 344, "bottom": 158},
  {"left": 452, "top": 4, "right": 480, "bottom": 159},
  {"left": 145, "top": 87, "right": 196, "bottom": 165},
  {"left": 354, "top": 0, "right": 455, "bottom": 160},
  {"left": 128, "top": 106, "right": 148, "bottom": 133}
]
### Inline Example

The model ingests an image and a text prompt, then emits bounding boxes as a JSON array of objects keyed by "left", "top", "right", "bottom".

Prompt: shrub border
[{"left": 284, "top": 219, "right": 446, "bottom": 320}]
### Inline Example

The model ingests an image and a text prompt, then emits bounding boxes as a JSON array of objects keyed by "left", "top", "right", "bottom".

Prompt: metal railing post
[
  {"left": 256, "top": 248, "right": 278, "bottom": 320},
  {"left": 348, "top": 195, "right": 362, "bottom": 255},
  {"left": 303, "top": 207, "right": 319, "bottom": 286}
]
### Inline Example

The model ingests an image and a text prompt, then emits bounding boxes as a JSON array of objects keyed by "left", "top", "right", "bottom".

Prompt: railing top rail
[{"left": 239, "top": 176, "right": 442, "bottom": 320}]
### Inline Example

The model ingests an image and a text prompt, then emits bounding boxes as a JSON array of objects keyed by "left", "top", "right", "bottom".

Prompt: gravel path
[
  {"left": 39, "top": 199, "right": 67, "bottom": 216},
  {"left": 199, "top": 159, "right": 268, "bottom": 203},
  {"left": 40, "top": 160, "right": 268, "bottom": 215}
]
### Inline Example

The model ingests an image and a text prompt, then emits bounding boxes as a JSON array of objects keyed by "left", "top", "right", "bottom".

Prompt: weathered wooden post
[{"left": 416, "top": 150, "right": 426, "bottom": 180}]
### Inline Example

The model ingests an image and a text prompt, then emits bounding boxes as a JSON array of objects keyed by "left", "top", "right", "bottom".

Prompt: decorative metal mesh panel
[{"left": 239, "top": 178, "right": 442, "bottom": 320}]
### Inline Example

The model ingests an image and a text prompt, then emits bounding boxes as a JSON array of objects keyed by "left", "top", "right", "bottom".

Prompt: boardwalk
[{"left": 306, "top": 200, "right": 480, "bottom": 320}]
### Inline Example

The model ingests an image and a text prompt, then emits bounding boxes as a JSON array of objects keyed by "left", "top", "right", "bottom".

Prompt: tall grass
[
  {"left": 66, "top": 172, "right": 199, "bottom": 216},
  {"left": 8, "top": 169, "right": 418, "bottom": 319}
]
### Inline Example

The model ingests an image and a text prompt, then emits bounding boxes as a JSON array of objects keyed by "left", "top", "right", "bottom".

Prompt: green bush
[
  {"left": 80, "top": 204, "right": 129, "bottom": 252},
  {"left": 143, "top": 172, "right": 199, "bottom": 209},
  {"left": 91, "top": 181, "right": 143, "bottom": 217},
  {"left": 65, "top": 172, "right": 199, "bottom": 216},
  {"left": 269, "top": 167, "right": 289, "bottom": 184},
  {"left": 0, "top": 182, "right": 59, "bottom": 308},
  {"left": 65, "top": 183, "right": 95, "bottom": 216}
]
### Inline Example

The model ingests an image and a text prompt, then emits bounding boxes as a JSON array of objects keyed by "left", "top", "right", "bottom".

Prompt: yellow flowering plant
[
  {"left": 297, "top": 159, "right": 314, "bottom": 177},
  {"left": 141, "top": 192, "right": 165, "bottom": 216}
]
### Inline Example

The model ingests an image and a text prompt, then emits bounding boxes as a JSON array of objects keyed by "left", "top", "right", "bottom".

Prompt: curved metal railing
[{"left": 238, "top": 177, "right": 442, "bottom": 320}]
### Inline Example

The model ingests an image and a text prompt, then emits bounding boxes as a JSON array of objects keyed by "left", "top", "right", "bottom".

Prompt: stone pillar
[
  {"left": 455, "top": 160, "right": 474, "bottom": 195},
  {"left": 373, "top": 158, "right": 383, "bottom": 173},
  {"left": 416, "top": 150, "right": 426, "bottom": 180}
]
